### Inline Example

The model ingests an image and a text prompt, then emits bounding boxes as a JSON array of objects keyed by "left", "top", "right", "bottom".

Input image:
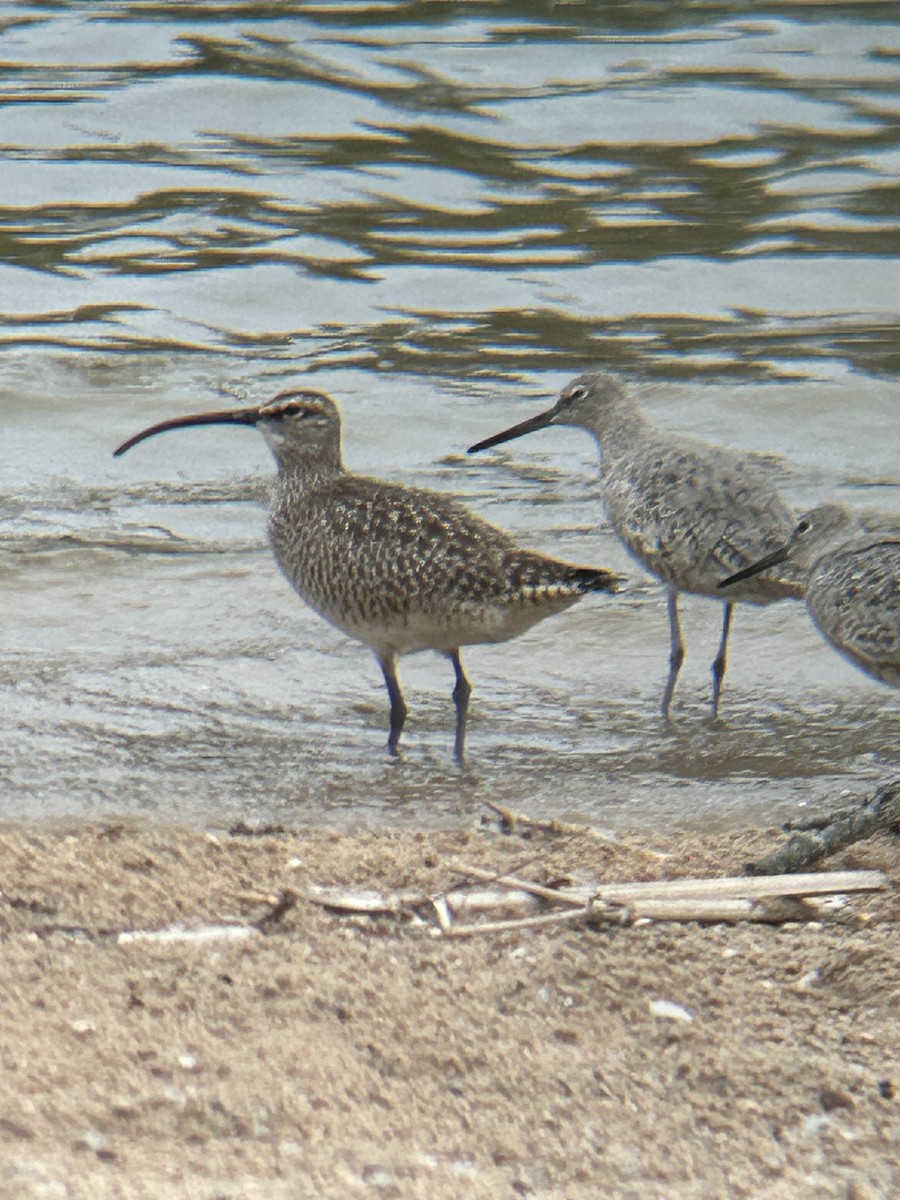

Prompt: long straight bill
[
  {"left": 718, "top": 544, "right": 790, "bottom": 590},
  {"left": 467, "top": 405, "right": 559, "bottom": 454}
]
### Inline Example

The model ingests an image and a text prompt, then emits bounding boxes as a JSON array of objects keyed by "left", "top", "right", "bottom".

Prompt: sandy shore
[{"left": 0, "top": 811, "right": 896, "bottom": 1200}]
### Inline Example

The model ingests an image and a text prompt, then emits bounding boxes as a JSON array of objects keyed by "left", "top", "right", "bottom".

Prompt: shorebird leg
[
  {"left": 662, "top": 588, "right": 685, "bottom": 721},
  {"left": 711, "top": 601, "right": 733, "bottom": 719},
  {"left": 449, "top": 649, "right": 472, "bottom": 767},
  {"left": 379, "top": 654, "right": 408, "bottom": 757}
]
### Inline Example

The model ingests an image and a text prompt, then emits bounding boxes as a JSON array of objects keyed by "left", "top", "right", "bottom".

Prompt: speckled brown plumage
[
  {"left": 469, "top": 372, "right": 802, "bottom": 718},
  {"left": 268, "top": 472, "right": 613, "bottom": 656},
  {"left": 115, "top": 389, "right": 620, "bottom": 763},
  {"left": 721, "top": 504, "right": 899, "bottom": 687}
]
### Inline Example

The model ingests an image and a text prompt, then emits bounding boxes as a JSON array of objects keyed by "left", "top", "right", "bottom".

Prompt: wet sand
[{"left": 0, "top": 810, "right": 897, "bottom": 1199}]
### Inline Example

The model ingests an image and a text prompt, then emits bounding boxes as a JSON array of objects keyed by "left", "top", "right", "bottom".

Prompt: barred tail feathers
[
  {"left": 504, "top": 550, "right": 622, "bottom": 602},
  {"left": 568, "top": 565, "right": 621, "bottom": 595}
]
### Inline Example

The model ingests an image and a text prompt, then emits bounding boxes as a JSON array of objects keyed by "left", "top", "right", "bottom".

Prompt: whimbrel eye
[{"left": 266, "top": 401, "right": 310, "bottom": 420}]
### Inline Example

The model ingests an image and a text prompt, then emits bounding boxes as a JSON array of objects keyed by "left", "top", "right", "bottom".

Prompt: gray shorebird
[
  {"left": 719, "top": 503, "right": 899, "bottom": 687},
  {"left": 468, "top": 372, "right": 802, "bottom": 719},
  {"left": 115, "top": 389, "right": 621, "bottom": 764}
]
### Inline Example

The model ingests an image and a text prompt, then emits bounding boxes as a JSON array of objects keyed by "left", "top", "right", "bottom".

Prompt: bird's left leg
[
  {"left": 448, "top": 649, "right": 472, "bottom": 767},
  {"left": 379, "top": 653, "right": 408, "bottom": 756},
  {"left": 711, "top": 601, "right": 733, "bottom": 718},
  {"left": 661, "top": 588, "right": 686, "bottom": 720}
]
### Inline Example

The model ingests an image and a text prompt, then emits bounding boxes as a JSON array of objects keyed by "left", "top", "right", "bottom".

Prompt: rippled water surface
[{"left": 1, "top": 2, "right": 897, "bottom": 830}]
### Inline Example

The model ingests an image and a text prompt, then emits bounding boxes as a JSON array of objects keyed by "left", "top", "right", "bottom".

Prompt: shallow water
[{"left": 0, "top": 2, "right": 897, "bottom": 830}]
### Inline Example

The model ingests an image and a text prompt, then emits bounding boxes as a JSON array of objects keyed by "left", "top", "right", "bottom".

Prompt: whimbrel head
[
  {"left": 467, "top": 373, "right": 633, "bottom": 455},
  {"left": 718, "top": 503, "right": 858, "bottom": 590},
  {"left": 114, "top": 389, "right": 344, "bottom": 470}
]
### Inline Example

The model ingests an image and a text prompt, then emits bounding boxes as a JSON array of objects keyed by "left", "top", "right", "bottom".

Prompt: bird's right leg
[
  {"left": 378, "top": 653, "right": 408, "bottom": 756},
  {"left": 661, "top": 588, "right": 685, "bottom": 721}
]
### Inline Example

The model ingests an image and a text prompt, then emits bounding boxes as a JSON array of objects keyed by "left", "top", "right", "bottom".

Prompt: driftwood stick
[
  {"left": 302, "top": 870, "right": 886, "bottom": 932},
  {"left": 453, "top": 863, "right": 593, "bottom": 908},
  {"left": 439, "top": 870, "right": 886, "bottom": 929},
  {"left": 748, "top": 780, "right": 900, "bottom": 876},
  {"left": 627, "top": 896, "right": 810, "bottom": 923},
  {"left": 442, "top": 895, "right": 818, "bottom": 937},
  {"left": 444, "top": 888, "right": 541, "bottom": 917},
  {"left": 591, "top": 870, "right": 886, "bottom": 902},
  {"left": 452, "top": 869, "right": 887, "bottom": 906}
]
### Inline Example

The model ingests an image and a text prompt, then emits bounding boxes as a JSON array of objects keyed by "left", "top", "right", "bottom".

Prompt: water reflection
[{"left": 0, "top": 1, "right": 897, "bottom": 827}]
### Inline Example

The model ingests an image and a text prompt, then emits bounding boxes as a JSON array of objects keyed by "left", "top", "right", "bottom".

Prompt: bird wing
[
  {"left": 284, "top": 475, "right": 606, "bottom": 614},
  {"left": 601, "top": 433, "right": 802, "bottom": 598},
  {"left": 809, "top": 538, "right": 900, "bottom": 676}
]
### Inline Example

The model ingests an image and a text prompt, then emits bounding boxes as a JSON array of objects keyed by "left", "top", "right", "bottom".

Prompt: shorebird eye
[
  {"left": 796, "top": 517, "right": 812, "bottom": 535},
  {"left": 269, "top": 402, "right": 311, "bottom": 420},
  {"left": 566, "top": 385, "right": 588, "bottom": 404}
]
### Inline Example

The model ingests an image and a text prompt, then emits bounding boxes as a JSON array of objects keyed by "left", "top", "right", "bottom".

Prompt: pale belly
[{"left": 311, "top": 598, "right": 580, "bottom": 658}]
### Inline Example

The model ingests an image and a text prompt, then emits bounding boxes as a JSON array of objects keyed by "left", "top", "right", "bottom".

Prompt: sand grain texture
[{"left": 0, "top": 819, "right": 896, "bottom": 1200}]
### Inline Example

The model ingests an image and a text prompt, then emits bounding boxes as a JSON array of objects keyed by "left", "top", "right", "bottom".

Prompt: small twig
[
  {"left": 237, "top": 890, "right": 282, "bottom": 906},
  {"left": 305, "top": 885, "right": 429, "bottom": 914},
  {"left": 31, "top": 924, "right": 121, "bottom": 940},
  {"left": 432, "top": 896, "right": 453, "bottom": 933},
  {"left": 483, "top": 800, "right": 518, "bottom": 832},
  {"left": 748, "top": 779, "right": 900, "bottom": 875},
  {"left": 253, "top": 888, "right": 299, "bottom": 930},
  {"left": 444, "top": 905, "right": 609, "bottom": 939},
  {"left": 453, "top": 863, "right": 593, "bottom": 908},
  {"left": 481, "top": 801, "right": 617, "bottom": 842}
]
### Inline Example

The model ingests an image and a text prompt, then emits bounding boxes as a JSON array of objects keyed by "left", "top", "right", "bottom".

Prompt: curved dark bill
[
  {"left": 114, "top": 406, "right": 261, "bottom": 456},
  {"left": 467, "top": 405, "right": 558, "bottom": 454},
  {"left": 718, "top": 544, "right": 790, "bottom": 590}
]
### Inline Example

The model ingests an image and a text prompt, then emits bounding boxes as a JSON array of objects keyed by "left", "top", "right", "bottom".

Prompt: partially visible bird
[
  {"left": 468, "top": 372, "right": 802, "bottom": 718},
  {"left": 719, "top": 503, "right": 899, "bottom": 687},
  {"left": 115, "top": 389, "right": 621, "bottom": 764}
]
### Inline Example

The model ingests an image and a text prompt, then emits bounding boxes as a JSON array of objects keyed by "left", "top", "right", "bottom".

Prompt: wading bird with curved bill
[{"left": 115, "top": 390, "right": 622, "bottom": 765}]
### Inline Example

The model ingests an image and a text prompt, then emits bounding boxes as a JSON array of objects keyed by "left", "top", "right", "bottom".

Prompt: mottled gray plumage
[
  {"left": 720, "top": 504, "right": 900, "bottom": 687},
  {"left": 115, "top": 389, "right": 620, "bottom": 763},
  {"left": 469, "top": 372, "right": 802, "bottom": 717}
]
